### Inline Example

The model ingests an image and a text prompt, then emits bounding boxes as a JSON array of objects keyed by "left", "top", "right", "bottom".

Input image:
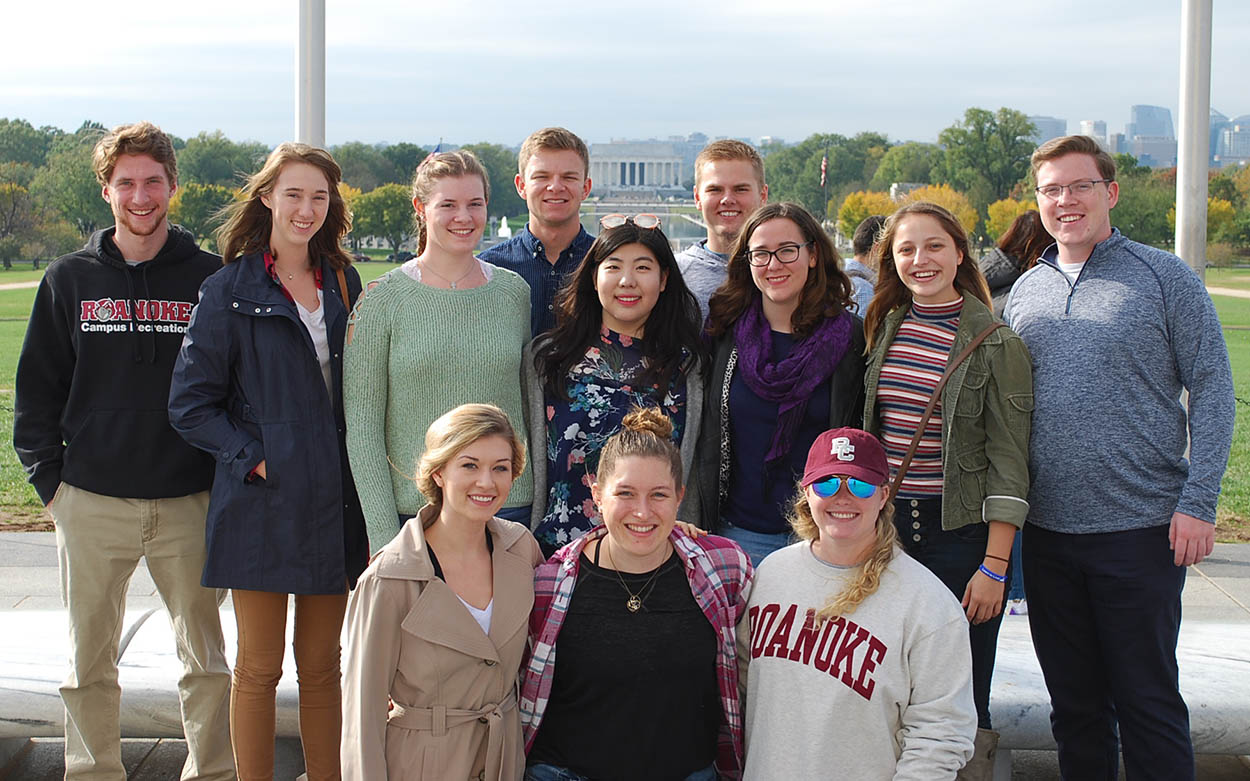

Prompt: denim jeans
[
  {"left": 1023, "top": 523, "right": 1192, "bottom": 780},
  {"left": 1008, "top": 532, "right": 1026, "bottom": 601},
  {"left": 894, "top": 496, "right": 1005, "bottom": 730},
  {"left": 718, "top": 521, "right": 792, "bottom": 568},
  {"left": 525, "top": 762, "right": 717, "bottom": 781}
]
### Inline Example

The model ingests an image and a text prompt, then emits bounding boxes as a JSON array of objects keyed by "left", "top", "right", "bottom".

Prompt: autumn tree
[
  {"left": 937, "top": 108, "right": 1036, "bottom": 211},
  {"left": 353, "top": 183, "right": 415, "bottom": 253},
  {"left": 985, "top": 199, "right": 1037, "bottom": 241},
  {"left": 169, "top": 182, "right": 236, "bottom": 246},
  {"left": 763, "top": 132, "right": 891, "bottom": 218},
  {"left": 459, "top": 142, "right": 527, "bottom": 219},
  {"left": 31, "top": 143, "right": 112, "bottom": 236},
  {"left": 901, "top": 184, "right": 979, "bottom": 237},
  {"left": 837, "top": 191, "right": 897, "bottom": 238},
  {"left": 869, "top": 142, "right": 942, "bottom": 191}
]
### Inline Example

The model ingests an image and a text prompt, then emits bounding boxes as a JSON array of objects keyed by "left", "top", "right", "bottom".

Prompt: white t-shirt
[
  {"left": 1057, "top": 260, "right": 1085, "bottom": 284},
  {"left": 457, "top": 595, "right": 493, "bottom": 635},
  {"left": 294, "top": 289, "right": 332, "bottom": 398}
]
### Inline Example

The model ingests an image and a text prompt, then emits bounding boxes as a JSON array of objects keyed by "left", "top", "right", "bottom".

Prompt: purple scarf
[{"left": 734, "top": 299, "right": 853, "bottom": 462}]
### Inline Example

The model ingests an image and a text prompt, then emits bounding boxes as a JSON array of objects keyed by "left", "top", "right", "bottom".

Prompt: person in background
[
  {"left": 862, "top": 200, "right": 1032, "bottom": 778},
  {"left": 739, "top": 427, "right": 976, "bottom": 780},
  {"left": 521, "top": 407, "right": 754, "bottom": 780},
  {"left": 14, "top": 121, "right": 233, "bottom": 781},
  {"left": 345, "top": 150, "right": 532, "bottom": 553},
  {"left": 692, "top": 202, "right": 865, "bottom": 565},
  {"left": 169, "top": 142, "right": 368, "bottom": 780},
  {"left": 479, "top": 127, "right": 594, "bottom": 336},
  {"left": 342, "top": 403, "right": 542, "bottom": 781},
  {"left": 846, "top": 214, "right": 885, "bottom": 316},
  {"left": 676, "top": 139, "right": 769, "bottom": 321},
  {"left": 979, "top": 209, "right": 1051, "bottom": 318},
  {"left": 525, "top": 214, "right": 704, "bottom": 556},
  {"left": 1006, "top": 134, "right": 1234, "bottom": 780}
]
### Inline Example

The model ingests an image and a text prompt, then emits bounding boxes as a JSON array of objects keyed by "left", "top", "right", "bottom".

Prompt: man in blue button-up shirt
[{"left": 479, "top": 127, "right": 595, "bottom": 336}]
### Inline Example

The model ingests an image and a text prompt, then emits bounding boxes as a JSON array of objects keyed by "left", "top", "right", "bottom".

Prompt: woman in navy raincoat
[{"left": 168, "top": 143, "right": 367, "bottom": 780}]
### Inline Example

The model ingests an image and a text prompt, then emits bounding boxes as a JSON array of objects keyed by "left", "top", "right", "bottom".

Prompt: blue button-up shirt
[{"left": 479, "top": 224, "right": 595, "bottom": 337}]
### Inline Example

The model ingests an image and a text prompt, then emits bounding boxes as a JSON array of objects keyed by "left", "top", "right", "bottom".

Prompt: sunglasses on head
[
  {"left": 600, "top": 213, "right": 661, "bottom": 230},
  {"left": 810, "top": 476, "right": 879, "bottom": 499}
]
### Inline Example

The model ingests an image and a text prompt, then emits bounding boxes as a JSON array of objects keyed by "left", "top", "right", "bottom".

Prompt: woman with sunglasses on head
[
  {"left": 693, "top": 202, "right": 866, "bottom": 565},
  {"left": 345, "top": 151, "right": 533, "bottom": 555},
  {"left": 521, "top": 406, "right": 754, "bottom": 781},
  {"left": 168, "top": 143, "right": 368, "bottom": 779},
  {"left": 342, "top": 403, "right": 543, "bottom": 781},
  {"left": 524, "top": 213, "right": 705, "bottom": 557},
  {"left": 861, "top": 201, "right": 1032, "bottom": 777},
  {"left": 738, "top": 428, "right": 976, "bottom": 779}
]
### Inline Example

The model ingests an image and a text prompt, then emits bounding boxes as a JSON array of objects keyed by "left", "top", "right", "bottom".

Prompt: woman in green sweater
[{"left": 344, "top": 151, "right": 533, "bottom": 553}]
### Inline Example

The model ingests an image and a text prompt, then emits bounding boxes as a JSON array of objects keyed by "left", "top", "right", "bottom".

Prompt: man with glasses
[
  {"left": 480, "top": 127, "right": 594, "bottom": 336},
  {"left": 1004, "top": 134, "right": 1233, "bottom": 780},
  {"left": 677, "top": 140, "right": 768, "bottom": 320}
]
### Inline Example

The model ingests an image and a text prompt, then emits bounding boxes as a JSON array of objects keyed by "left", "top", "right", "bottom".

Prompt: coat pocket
[{"left": 955, "top": 448, "right": 988, "bottom": 512}]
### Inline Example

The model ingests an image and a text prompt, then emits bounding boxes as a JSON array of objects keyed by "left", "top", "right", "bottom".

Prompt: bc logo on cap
[{"left": 830, "top": 437, "right": 855, "bottom": 461}]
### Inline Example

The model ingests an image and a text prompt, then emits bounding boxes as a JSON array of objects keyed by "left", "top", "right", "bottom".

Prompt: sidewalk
[{"left": 2, "top": 531, "right": 1249, "bottom": 779}]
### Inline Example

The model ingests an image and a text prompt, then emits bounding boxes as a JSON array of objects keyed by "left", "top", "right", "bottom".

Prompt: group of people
[{"left": 12, "top": 120, "right": 1233, "bottom": 781}]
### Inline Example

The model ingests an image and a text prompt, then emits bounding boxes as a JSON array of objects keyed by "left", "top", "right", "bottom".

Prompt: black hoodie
[{"left": 14, "top": 225, "right": 220, "bottom": 504}]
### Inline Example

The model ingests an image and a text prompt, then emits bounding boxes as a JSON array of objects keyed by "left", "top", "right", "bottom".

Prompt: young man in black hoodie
[{"left": 13, "top": 122, "right": 234, "bottom": 780}]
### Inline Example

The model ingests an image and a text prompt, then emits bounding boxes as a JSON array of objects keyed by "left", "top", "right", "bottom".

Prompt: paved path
[
  {"left": 1208, "top": 285, "right": 1250, "bottom": 299},
  {"left": 0, "top": 280, "right": 39, "bottom": 291}
]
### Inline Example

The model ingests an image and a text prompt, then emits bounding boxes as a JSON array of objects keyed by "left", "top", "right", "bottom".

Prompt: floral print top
[{"left": 535, "top": 328, "right": 687, "bottom": 554}]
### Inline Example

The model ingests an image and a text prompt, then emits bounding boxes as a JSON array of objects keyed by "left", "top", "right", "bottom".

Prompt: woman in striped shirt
[{"left": 861, "top": 201, "right": 1032, "bottom": 773}]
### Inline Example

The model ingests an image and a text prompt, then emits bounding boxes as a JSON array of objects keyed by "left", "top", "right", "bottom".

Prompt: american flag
[{"left": 820, "top": 149, "right": 828, "bottom": 188}]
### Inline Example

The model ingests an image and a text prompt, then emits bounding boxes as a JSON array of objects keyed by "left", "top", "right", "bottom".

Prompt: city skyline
[{"left": 3, "top": 1, "right": 1249, "bottom": 149}]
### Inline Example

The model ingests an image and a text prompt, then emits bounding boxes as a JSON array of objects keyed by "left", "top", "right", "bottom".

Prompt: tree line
[{"left": 4, "top": 111, "right": 1250, "bottom": 267}]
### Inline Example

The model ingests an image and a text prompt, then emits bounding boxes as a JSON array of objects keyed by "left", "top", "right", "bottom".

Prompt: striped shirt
[
  {"left": 877, "top": 298, "right": 963, "bottom": 497},
  {"left": 520, "top": 526, "right": 754, "bottom": 779}
]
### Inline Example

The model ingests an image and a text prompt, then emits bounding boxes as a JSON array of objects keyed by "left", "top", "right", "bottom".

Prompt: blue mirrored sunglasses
[{"left": 811, "top": 476, "right": 878, "bottom": 499}]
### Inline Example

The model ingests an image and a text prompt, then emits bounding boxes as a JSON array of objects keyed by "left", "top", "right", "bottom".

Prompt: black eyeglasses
[
  {"left": 1035, "top": 179, "right": 1113, "bottom": 200},
  {"left": 747, "top": 242, "right": 813, "bottom": 267},
  {"left": 600, "top": 213, "right": 662, "bottom": 230}
]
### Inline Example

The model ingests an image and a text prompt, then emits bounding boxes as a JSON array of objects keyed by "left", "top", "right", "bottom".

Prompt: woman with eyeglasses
[
  {"left": 345, "top": 151, "right": 533, "bottom": 555},
  {"left": 737, "top": 428, "right": 976, "bottom": 779},
  {"left": 692, "top": 202, "right": 866, "bottom": 565},
  {"left": 522, "top": 407, "right": 754, "bottom": 781},
  {"left": 861, "top": 201, "right": 1032, "bottom": 776},
  {"left": 524, "top": 213, "right": 705, "bottom": 557}
]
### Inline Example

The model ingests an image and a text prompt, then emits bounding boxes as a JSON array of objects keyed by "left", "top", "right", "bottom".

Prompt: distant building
[
  {"left": 1215, "top": 116, "right": 1250, "bottom": 168},
  {"left": 589, "top": 141, "right": 684, "bottom": 196},
  {"left": 1029, "top": 116, "right": 1067, "bottom": 145},
  {"left": 1079, "top": 120, "right": 1108, "bottom": 147},
  {"left": 1210, "top": 109, "right": 1231, "bottom": 165},
  {"left": 1132, "top": 136, "right": 1178, "bottom": 168},
  {"left": 1126, "top": 105, "right": 1174, "bottom": 140},
  {"left": 1107, "top": 133, "right": 1127, "bottom": 156}
]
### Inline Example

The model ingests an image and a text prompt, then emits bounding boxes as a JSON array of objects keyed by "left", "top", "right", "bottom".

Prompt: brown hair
[
  {"left": 411, "top": 150, "right": 490, "bottom": 255},
  {"left": 517, "top": 127, "right": 589, "bottom": 178},
  {"left": 416, "top": 403, "right": 526, "bottom": 511},
  {"left": 996, "top": 209, "right": 1051, "bottom": 271},
  {"left": 92, "top": 121, "right": 178, "bottom": 187},
  {"left": 863, "top": 201, "right": 992, "bottom": 351},
  {"left": 216, "top": 143, "right": 353, "bottom": 270},
  {"left": 694, "top": 139, "right": 765, "bottom": 189},
  {"left": 789, "top": 489, "right": 897, "bottom": 619},
  {"left": 596, "top": 406, "right": 682, "bottom": 488},
  {"left": 1030, "top": 134, "right": 1117, "bottom": 182},
  {"left": 706, "top": 202, "right": 853, "bottom": 340}
]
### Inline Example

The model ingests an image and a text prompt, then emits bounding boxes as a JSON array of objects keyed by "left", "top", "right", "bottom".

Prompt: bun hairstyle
[
  {"left": 411, "top": 150, "right": 490, "bottom": 255},
  {"left": 415, "top": 403, "right": 525, "bottom": 511},
  {"left": 789, "top": 488, "right": 898, "bottom": 620},
  {"left": 595, "top": 406, "right": 682, "bottom": 487}
]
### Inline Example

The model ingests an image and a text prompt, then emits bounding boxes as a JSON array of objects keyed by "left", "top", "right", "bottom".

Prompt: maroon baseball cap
[{"left": 801, "top": 428, "right": 890, "bottom": 487}]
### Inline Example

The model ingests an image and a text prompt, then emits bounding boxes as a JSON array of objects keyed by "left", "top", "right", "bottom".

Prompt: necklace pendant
[
  {"left": 626, "top": 596, "right": 642, "bottom": 613},
  {"left": 450, "top": 282, "right": 457, "bottom": 290}
]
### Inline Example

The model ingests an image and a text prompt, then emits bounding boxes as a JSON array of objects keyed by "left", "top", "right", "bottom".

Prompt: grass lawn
[
  {"left": 1205, "top": 267, "right": 1250, "bottom": 291},
  {"left": 1, "top": 278, "right": 1250, "bottom": 537}
]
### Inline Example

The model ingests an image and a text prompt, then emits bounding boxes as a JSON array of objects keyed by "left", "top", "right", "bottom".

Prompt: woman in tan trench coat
[{"left": 341, "top": 404, "right": 543, "bottom": 780}]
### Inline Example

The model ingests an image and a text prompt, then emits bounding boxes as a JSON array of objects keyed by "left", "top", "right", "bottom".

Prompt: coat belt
[{"left": 388, "top": 689, "right": 518, "bottom": 781}]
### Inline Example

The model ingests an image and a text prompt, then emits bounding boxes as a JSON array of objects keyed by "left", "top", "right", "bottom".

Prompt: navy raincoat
[{"left": 169, "top": 252, "right": 368, "bottom": 594}]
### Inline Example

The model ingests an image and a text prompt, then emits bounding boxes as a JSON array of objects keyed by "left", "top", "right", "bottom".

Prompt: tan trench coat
[{"left": 342, "top": 508, "right": 543, "bottom": 780}]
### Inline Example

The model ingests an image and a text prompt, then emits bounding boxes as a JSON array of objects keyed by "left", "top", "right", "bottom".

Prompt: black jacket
[
  {"left": 13, "top": 226, "right": 219, "bottom": 504},
  {"left": 168, "top": 252, "right": 368, "bottom": 594},
  {"left": 688, "top": 316, "right": 867, "bottom": 530}
]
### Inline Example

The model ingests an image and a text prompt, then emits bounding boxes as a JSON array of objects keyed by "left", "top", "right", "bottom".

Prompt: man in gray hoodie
[
  {"left": 1005, "top": 134, "right": 1233, "bottom": 781},
  {"left": 675, "top": 139, "right": 767, "bottom": 321}
]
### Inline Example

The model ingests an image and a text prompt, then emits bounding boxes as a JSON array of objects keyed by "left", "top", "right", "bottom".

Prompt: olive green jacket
[{"left": 864, "top": 292, "right": 1033, "bottom": 530}]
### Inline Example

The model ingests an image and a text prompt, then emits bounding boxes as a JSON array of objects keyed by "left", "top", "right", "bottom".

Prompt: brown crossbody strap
[
  {"left": 889, "top": 322, "right": 1005, "bottom": 500},
  {"left": 334, "top": 267, "right": 352, "bottom": 312}
]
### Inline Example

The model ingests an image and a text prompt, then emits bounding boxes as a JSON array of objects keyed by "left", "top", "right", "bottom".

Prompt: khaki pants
[{"left": 51, "top": 483, "right": 235, "bottom": 781}]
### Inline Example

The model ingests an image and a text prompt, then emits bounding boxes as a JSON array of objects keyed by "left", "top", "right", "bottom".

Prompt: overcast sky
[{"left": 3, "top": 0, "right": 1248, "bottom": 149}]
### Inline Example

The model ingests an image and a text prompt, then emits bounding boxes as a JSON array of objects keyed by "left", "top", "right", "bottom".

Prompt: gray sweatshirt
[
  {"left": 843, "top": 256, "right": 876, "bottom": 317},
  {"left": 1004, "top": 229, "right": 1233, "bottom": 533},
  {"left": 676, "top": 239, "right": 729, "bottom": 323}
]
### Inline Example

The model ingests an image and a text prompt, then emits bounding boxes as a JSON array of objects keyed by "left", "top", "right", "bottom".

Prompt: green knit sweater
[{"left": 344, "top": 267, "right": 533, "bottom": 552}]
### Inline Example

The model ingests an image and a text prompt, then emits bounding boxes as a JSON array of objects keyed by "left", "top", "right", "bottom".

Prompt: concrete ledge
[
  {"left": 2, "top": 608, "right": 1249, "bottom": 755},
  {"left": 992, "top": 617, "right": 1250, "bottom": 754}
]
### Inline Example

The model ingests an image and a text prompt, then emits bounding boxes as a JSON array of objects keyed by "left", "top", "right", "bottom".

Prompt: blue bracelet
[{"left": 978, "top": 563, "right": 1007, "bottom": 583}]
